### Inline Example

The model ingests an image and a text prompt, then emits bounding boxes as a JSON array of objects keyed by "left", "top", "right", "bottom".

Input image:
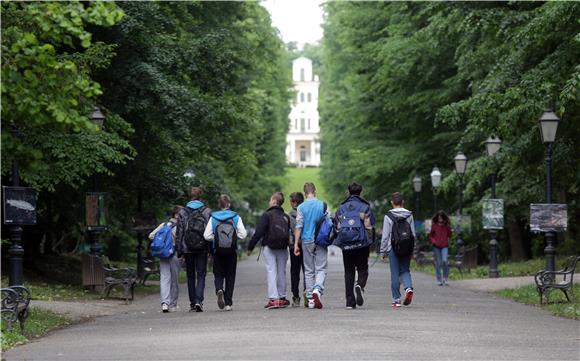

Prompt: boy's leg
[
  {"left": 194, "top": 252, "right": 207, "bottom": 304},
  {"left": 388, "top": 251, "right": 401, "bottom": 302},
  {"left": 276, "top": 248, "right": 288, "bottom": 299},
  {"left": 289, "top": 248, "right": 301, "bottom": 299},
  {"left": 399, "top": 255, "right": 413, "bottom": 291},
  {"left": 342, "top": 249, "right": 356, "bottom": 307},
  {"left": 169, "top": 254, "right": 180, "bottom": 307},
  {"left": 313, "top": 244, "right": 328, "bottom": 294},
  {"left": 302, "top": 243, "right": 316, "bottom": 298},
  {"left": 223, "top": 253, "right": 237, "bottom": 306},
  {"left": 433, "top": 247, "right": 442, "bottom": 282},
  {"left": 263, "top": 246, "right": 278, "bottom": 300},
  {"left": 441, "top": 247, "right": 449, "bottom": 281},
  {"left": 213, "top": 255, "right": 225, "bottom": 293},
  {"left": 184, "top": 253, "right": 197, "bottom": 307},
  {"left": 355, "top": 246, "right": 370, "bottom": 290},
  {"left": 159, "top": 258, "right": 171, "bottom": 306}
]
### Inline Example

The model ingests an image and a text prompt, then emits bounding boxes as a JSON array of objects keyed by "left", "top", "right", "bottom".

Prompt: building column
[
  {"left": 310, "top": 140, "right": 316, "bottom": 166},
  {"left": 290, "top": 140, "right": 295, "bottom": 164}
]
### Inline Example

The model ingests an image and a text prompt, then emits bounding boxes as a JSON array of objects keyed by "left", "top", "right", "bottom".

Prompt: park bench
[
  {"left": 1, "top": 286, "right": 31, "bottom": 333},
  {"left": 414, "top": 243, "right": 478, "bottom": 275},
  {"left": 534, "top": 255, "right": 580, "bottom": 304},
  {"left": 82, "top": 254, "right": 137, "bottom": 302},
  {"left": 140, "top": 256, "right": 160, "bottom": 285}
]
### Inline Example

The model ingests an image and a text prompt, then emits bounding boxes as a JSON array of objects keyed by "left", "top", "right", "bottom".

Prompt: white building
[{"left": 286, "top": 57, "right": 321, "bottom": 167}]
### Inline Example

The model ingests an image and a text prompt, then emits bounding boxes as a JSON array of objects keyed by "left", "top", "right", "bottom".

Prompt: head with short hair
[
  {"left": 290, "top": 192, "right": 304, "bottom": 207},
  {"left": 218, "top": 194, "right": 231, "bottom": 209},
  {"left": 270, "top": 192, "right": 285, "bottom": 207},
  {"left": 172, "top": 205, "right": 183, "bottom": 218},
  {"left": 303, "top": 182, "right": 316, "bottom": 196},
  {"left": 190, "top": 187, "right": 202, "bottom": 200},
  {"left": 348, "top": 181, "right": 362, "bottom": 196},
  {"left": 391, "top": 192, "right": 404, "bottom": 207}
]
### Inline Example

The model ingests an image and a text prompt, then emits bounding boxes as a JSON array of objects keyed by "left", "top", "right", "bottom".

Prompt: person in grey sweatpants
[{"left": 149, "top": 206, "right": 182, "bottom": 313}]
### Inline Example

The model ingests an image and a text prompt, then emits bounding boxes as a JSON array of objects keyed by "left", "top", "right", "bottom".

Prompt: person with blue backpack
[
  {"left": 380, "top": 192, "right": 417, "bottom": 309},
  {"left": 204, "top": 194, "right": 247, "bottom": 311},
  {"left": 293, "top": 182, "right": 329, "bottom": 309},
  {"left": 149, "top": 206, "right": 182, "bottom": 313},
  {"left": 176, "top": 187, "right": 212, "bottom": 312},
  {"left": 333, "top": 182, "right": 376, "bottom": 309}
]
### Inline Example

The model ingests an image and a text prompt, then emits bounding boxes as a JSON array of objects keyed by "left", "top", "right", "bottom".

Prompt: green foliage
[
  {"left": 497, "top": 284, "right": 580, "bottom": 320},
  {"left": 0, "top": 308, "right": 71, "bottom": 351},
  {"left": 282, "top": 167, "right": 329, "bottom": 212}
]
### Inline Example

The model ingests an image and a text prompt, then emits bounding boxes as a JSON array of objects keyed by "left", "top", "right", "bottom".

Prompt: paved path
[
  {"left": 5, "top": 252, "right": 579, "bottom": 361},
  {"left": 454, "top": 276, "right": 537, "bottom": 292}
]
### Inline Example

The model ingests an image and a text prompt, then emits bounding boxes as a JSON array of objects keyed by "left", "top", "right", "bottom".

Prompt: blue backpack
[
  {"left": 151, "top": 222, "right": 175, "bottom": 258},
  {"left": 314, "top": 203, "right": 333, "bottom": 247},
  {"left": 336, "top": 202, "right": 367, "bottom": 250}
]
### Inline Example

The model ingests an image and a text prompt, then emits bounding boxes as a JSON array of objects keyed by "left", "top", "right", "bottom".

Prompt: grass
[
  {"left": 282, "top": 167, "right": 328, "bottom": 212},
  {"left": 497, "top": 284, "right": 580, "bottom": 319},
  {"left": 1, "top": 307, "right": 71, "bottom": 351}
]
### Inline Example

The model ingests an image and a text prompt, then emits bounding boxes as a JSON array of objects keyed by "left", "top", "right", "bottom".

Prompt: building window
[
  {"left": 300, "top": 145, "right": 306, "bottom": 162},
  {"left": 300, "top": 93, "right": 304, "bottom": 102},
  {"left": 300, "top": 68, "right": 305, "bottom": 81},
  {"left": 307, "top": 93, "right": 312, "bottom": 102},
  {"left": 295, "top": 119, "right": 298, "bottom": 130},
  {"left": 300, "top": 118, "right": 305, "bottom": 132},
  {"left": 308, "top": 119, "right": 311, "bottom": 130}
]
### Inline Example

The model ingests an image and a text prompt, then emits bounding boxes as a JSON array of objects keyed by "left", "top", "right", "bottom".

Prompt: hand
[
  {"left": 381, "top": 255, "right": 387, "bottom": 262},
  {"left": 294, "top": 246, "right": 300, "bottom": 256},
  {"left": 247, "top": 250, "right": 252, "bottom": 256}
]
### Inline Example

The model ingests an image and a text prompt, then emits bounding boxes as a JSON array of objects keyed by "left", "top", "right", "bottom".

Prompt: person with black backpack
[
  {"left": 333, "top": 182, "right": 376, "bottom": 309},
  {"left": 176, "top": 187, "right": 212, "bottom": 312},
  {"left": 203, "top": 194, "right": 247, "bottom": 311},
  {"left": 380, "top": 192, "right": 417, "bottom": 309},
  {"left": 247, "top": 192, "right": 291, "bottom": 309}
]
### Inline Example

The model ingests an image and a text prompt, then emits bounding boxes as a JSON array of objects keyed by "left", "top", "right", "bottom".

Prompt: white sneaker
[
  {"left": 161, "top": 303, "right": 169, "bottom": 313},
  {"left": 169, "top": 306, "right": 178, "bottom": 313},
  {"left": 307, "top": 299, "right": 315, "bottom": 309},
  {"left": 225, "top": 305, "right": 232, "bottom": 311}
]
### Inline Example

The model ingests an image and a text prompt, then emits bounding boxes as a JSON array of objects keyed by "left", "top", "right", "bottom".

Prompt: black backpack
[
  {"left": 183, "top": 207, "right": 207, "bottom": 252},
  {"left": 214, "top": 218, "right": 238, "bottom": 255},
  {"left": 386, "top": 212, "right": 414, "bottom": 257},
  {"left": 267, "top": 211, "right": 290, "bottom": 249}
]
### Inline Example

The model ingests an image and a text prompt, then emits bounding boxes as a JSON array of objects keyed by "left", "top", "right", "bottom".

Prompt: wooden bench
[
  {"left": 141, "top": 256, "right": 160, "bottom": 285},
  {"left": 82, "top": 254, "right": 137, "bottom": 302},
  {"left": 1, "top": 286, "right": 31, "bottom": 333},
  {"left": 534, "top": 255, "right": 580, "bottom": 304}
]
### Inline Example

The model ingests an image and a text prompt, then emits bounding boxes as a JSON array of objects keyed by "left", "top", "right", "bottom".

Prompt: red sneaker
[
  {"left": 403, "top": 288, "right": 413, "bottom": 306},
  {"left": 264, "top": 299, "right": 279, "bottom": 309},
  {"left": 312, "top": 289, "right": 323, "bottom": 309},
  {"left": 279, "top": 298, "right": 290, "bottom": 308}
]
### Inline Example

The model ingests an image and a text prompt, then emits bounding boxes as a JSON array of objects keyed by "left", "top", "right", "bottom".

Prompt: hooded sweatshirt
[
  {"left": 380, "top": 207, "right": 416, "bottom": 256},
  {"left": 175, "top": 200, "right": 212, "bottom": 254},
  {"left": 203, "top": 209, "right": 247, "bottom": 242},
  {"left": 429, "top": 222, "right": 452, "bottom": 248},
  {"left": 248, "top": 205, "right": 289, "bottom": 252}
]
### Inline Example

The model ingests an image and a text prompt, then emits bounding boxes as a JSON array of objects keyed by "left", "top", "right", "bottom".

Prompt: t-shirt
[{"left": 295, "top": 198, "right": 325, "bottom": 243}]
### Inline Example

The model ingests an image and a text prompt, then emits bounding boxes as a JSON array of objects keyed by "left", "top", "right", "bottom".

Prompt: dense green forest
[
  {"left": 1, "top": 1, "right": 291, "bottom": 261},
  {"left": 319, "top": 2, "right": 580, "bottom": 260}
]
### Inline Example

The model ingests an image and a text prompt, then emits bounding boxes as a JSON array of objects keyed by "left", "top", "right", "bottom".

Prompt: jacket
[
  {"left": 175, "top": 200, "right": 212, "bottom": 255},
  {"left": 149, "top": 218, "right": 178, "bottom": 244},
  {"left": 429, "top": 222, "right": 452, "bottom": 248},
  {"left": 333, "top": 195, "right": 376, "bottom": 250},
  {"left": 380, "top": 207, "right": 416, "bottom": 256},
  {"left": 247, "top": 206, "right": 290, "bottom": 252}
]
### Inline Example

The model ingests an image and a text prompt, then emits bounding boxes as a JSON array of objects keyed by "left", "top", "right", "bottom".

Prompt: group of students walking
[{"left": 149, "top": 182, "right": 428, "bottom": 313}]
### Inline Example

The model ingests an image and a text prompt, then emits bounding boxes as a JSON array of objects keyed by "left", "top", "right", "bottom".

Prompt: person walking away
[
  {"left": 247, "top": 192, "right": 291, "bottom": 309},
  {"left": 293, "top": 182, "right": 327, "bottom": 309},
  {"left": 333, "top": 182, "right": 375, "bottom": 309},
  {"left": 149, "top": 206, "right": 182, "bottom": 313},
  {"left": 204, "top": 194, "right": 247, "bottom": 311},
  {"left": 289, "top": 192, "right": 306, "bottom": 307},
  {"left": 380, "top": 192, "right": 416, "bottom": 309},
  {"left": 429, "top": 210, "right": 452, "bottom": 286},
  {"left": 176, "top": 187, "right": 212, "bottom": 312}
]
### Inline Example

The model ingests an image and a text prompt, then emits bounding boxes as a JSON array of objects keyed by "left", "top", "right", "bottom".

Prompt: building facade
[{"left": 286, "top": 57, "right": 321, "bottom": 167}]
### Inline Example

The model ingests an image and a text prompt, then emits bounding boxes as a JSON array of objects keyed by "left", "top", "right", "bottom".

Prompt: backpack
[
  {"left": 151, "top": 222, "right": 175, "bottom": 259},
  {"left": 314, "top": 202, "right": 333, "bottom": 247},
  {"left": 267, "top": 211, "right": 291, "bottom": 249},
  {"left": 336, "top": 203, "right": 367, "bottom": 250},
  {"left": 183, "top": 207, "right": 207, "bottom": 252},
  {"left": 386, "top": 212, "right": 415, "bottom": 257},
  {"left": 213, "top": 217, "right": 238, "bottom": 255}
]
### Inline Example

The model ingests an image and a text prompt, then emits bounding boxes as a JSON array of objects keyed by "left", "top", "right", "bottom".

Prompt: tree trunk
[{"left": 507, "top": 216, "right": 526, "bottom": 261}]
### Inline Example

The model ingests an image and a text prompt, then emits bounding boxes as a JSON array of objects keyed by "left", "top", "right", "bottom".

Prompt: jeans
[
  {"left": 342, "top": 246, "right": 369, "bottom": 307},
  {"left": 159, "top": 254, "right": 180, "bottom": 307},
  {"left": 388, "top": 251, "right": 412, "bottom": 302},
  {"left": 433, "top": 246, "right": 449, "bottom": 282},
  {"left": 213, "top": 252, "right": 237, "bottom": 306},
  {"left": 289, "top": 244, "right": 305, "bottom": 299},
  {"left": 263, "top": 246, "right": 288, "bottom": 299},
  {"left": 302, "top": 242, "right": 327, "bottom": 298},
  {"left": 184, "top": 252, "right": 207, "bottom": 306}
]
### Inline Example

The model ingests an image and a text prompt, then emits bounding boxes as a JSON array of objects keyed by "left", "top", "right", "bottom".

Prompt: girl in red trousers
[{"left": 429, "top": 211, "right": 452, "bottom": 286}]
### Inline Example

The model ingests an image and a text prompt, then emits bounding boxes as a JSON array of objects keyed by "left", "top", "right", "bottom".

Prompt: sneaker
[
  {"left": 403, "top": 288, "right": 413, "bottom": 306},
  {"left": 292, "top": 296, "right": 301, "bottom": 308},
  {"left": 216, "top": 290, "right": 225, "bottom": 310},
  {"left": 279, "top": 298, "right": 290, "bottom": 308},
  {"left": 189, "top": 305, "right": 196, "bottom": 312},
  {"left": 346, "top": 306, "right": 355, "bottom": 309},
  {"left": 264, "top": 299, "right": 279, "bottom": 309},
  {"left": 162, "top": 303, "right": 169, "bottom": 313},
  {"left": 444, "top": 278, "right": 449, "bottom": 286},
  {"left": 307, "top": 299, "right": 315, "bottom": 309},
  {"left": 312, "top": 289, "right": 323, "bottom": 309},
  {"left": 225, "top": 305, "right": 232, "bottom": 311},
  {"left": 194, "top": 303, "right": 203, "bottom": 312},
  {"left": 437, "top": 281, "right": 443, "bottom": 286},
  {"left": 391, "top": 301, "right": 402, "bottom": 309},
  {"left": 355, "top": 284, "right": 364, "bottom": 306},
  {"left": 303, "top": 291, "right": 308, "bottom": 308}
]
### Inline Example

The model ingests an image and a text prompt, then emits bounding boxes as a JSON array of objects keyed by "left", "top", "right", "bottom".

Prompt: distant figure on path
[
  {"left": 149, "top": 206, "right": 182, "bottom": 313},
  {"left": 176, "top": 187, "right": 212, "bottom": 312},
  {"left": 204, "top": 194, "right": 247, "bottom": 311},
  {"left": 333, "top": 182, "right": 375, "bottom": 309},
  {"left": 429, "top": 210, "right": 452, "bottom": 286},
  {"left": 288, "top": 191, "right": 306, "bottom": 307},
  {"left": 247, "top": 192, "right": 291, "bottom": 309},
  {"left": 293, "top": 182, "right": 327, "bottom": 309},
  {"left": 380, "top": 192, "right": 416, "bottom": 309}
]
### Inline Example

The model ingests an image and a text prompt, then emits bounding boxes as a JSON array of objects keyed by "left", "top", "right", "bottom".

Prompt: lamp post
[
  {"left": 87, "top": 107, "right": 106, "bottom": 255},
  {"left": 539, "top": 109, "right": 560, "bottom": 272},
  {"left": 454, "top": 152, "right": 468, "bottom": 248},
  {"left": 485, "top": 136, "right": 502, "bottom": 278},
  {"left": 430, "top": 166, "right": 442, "bottom": 214},
  {"left": 413, "top": 175, "right": 422, "bottom": 220},
  {"left": 8, "top": 126, "right": 24, "bottom": 286}
]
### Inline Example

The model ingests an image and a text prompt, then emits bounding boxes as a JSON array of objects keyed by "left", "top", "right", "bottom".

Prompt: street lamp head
[
  {"left": 485, "top": 136, "right": 502, "bottom": 156},
  {"left": 412, "top": 175, "right": 422, "bottom": 193},
  {"left": 539, "top": 109, "right": 560, "bottom": 144},
  {"left": 454, "top": 151, "right": 468, "bottom": 175},
  {"left": 430, "top": 166, "right": 442, "bottom": 188},
  {"left": 89, "top": 107, "right": 106, "bottom": 129}
]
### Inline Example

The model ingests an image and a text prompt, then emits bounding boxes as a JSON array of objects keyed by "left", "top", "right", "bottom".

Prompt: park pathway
[{"left": 5, "top": 251, "right": 579, "bottom": 361}]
